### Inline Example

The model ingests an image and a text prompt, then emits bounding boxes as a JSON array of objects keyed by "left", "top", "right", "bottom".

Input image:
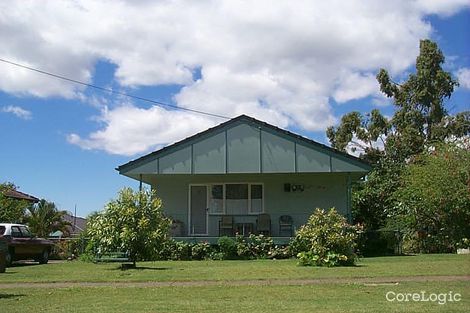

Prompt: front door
[{"left": 190, "top": 185, "right": 208, "bottom": 235}]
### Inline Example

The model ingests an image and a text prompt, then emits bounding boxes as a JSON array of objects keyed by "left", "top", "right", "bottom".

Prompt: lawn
[
  {"left": 1, "top": 254, "right": 469, "bottom": 313},
  {"left": 0, "top": 254, "right": 468, "bottom": 283},
  {"left": 1, "top": 281, "right": 469, "bottom": 313}
]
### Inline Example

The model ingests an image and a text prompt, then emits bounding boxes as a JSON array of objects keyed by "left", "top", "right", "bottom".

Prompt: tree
[
  {"left": 86, "top": 188, "right": 171, "bottom": 264},
  {"left": 393, "top": 144, "right": 470, "bottom": 253},
  {"left": 326, "top": 109, "right": 389, "bottom": 164},
  {"left": 351, "top": 159, "right": 403, "bottom": 230},
  {"left": 0, "top": 182, "right": 29, "bottom": 223},
  {"left": 328, "top": 39, "right": 466, "bottom": 163},
  {"left": 377, "top": 39, "right": 460, "bottom": 161},
  {"left": 25, "top": 199, "right": 71, "bottom": 238},
  {"left": 326, "top": 39, "right": 469, "bottom": 232}
]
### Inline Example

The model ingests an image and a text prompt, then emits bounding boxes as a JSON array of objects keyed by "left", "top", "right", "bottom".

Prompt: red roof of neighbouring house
[{"left": 4, "top": 189, "right": 40, "bottom": 203}]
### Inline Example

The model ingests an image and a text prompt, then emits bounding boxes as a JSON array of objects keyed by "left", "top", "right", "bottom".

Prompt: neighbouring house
[
  {"left": 3, "top": 189, "right": 39, "bottom": 203},
  {"left": 49, "top": 213, "right": 87, "bottom": 238},
  {"left": 117, "top": 115, "right": 371, "bottom": 243}
]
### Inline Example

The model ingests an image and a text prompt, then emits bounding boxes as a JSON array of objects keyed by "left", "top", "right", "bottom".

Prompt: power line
[{"left": 0, "top": 57, "right": 230, "bottom": 120}]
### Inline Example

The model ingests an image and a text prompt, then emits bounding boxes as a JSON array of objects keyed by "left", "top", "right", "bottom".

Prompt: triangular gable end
[{"left": 118, "top": 115, "right": 371, "bottom": 179}]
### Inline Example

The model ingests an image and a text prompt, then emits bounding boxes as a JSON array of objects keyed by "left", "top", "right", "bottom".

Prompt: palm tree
[{"left": 25, "top": 199, "right": 71, "bottom": 238}]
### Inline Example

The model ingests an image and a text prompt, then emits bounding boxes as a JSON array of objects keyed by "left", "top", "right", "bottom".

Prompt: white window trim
[{"left": 208, "top": 182, "right": 264, "bottom": 215}]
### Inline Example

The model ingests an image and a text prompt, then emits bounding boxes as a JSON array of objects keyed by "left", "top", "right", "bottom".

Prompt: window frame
[
  {"left": 11, "top": 226, "right": 22, "bottom": 238},
  {"left": 19, "top": 226, "right": 32, "bottom": 238},
  {"left": 208, "top": 182, "right": 264, "bottom": 215}
]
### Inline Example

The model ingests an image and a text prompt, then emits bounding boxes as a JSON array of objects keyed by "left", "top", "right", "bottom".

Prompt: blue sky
[{"left": 1, "top": 1, "right": 469, "bottom": 217}]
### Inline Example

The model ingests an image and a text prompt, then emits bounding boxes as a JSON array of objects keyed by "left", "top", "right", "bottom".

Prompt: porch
[{"left": 170, "top": 210, "right": 296, "bottom": 240}]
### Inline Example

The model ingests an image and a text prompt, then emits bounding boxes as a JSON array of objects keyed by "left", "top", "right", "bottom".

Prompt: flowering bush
[
  {"left": 291, "top": 208, "right": 358, "bottom": 266},
  {"left": 235, "top": 234, "right": 274, "bottom": 259},
  {"left": 191, "top": 242, "right": 212, "bottom": 260}
]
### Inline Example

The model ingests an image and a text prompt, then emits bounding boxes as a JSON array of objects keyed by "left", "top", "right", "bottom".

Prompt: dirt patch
[{"left": 0, "top": 275, "right": 468, "bottom": 289}]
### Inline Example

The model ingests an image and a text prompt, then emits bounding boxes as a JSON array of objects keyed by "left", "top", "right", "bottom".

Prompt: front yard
[{"left": 1, "top": 254, "right": 469, "bottom": 312}]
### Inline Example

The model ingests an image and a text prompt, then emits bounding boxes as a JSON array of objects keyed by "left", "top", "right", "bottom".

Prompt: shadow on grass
[
  {"left": 0, "top": 293, "right": 25, "bottom": 299},
  {"left": 358, "top": 254, "right": 416, "bottom": 258},
  {"left": 133, "top": 266, "right": 170, "bottom": 271},
  {"left": 8, "top": 262, "right": 39, "bottom": 268},
  {"left": 106, "top": 265, "right": 170, "bottom": 271}
]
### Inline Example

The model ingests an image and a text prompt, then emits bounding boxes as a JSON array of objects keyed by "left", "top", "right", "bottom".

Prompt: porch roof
[{"left": 117, "top": 115, "right": 371, "bottom": 181}]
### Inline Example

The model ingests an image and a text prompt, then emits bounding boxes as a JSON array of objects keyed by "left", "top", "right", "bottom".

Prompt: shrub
[
  {"left": 357, "top": 230, "right": 402, "bottom": 256},
  {"left": 235, "top": 235, "right": 251, "bottom": 259},
  {"left": 191, "top": 242, "right": 212, "bottom": 260},
  {"left": 217, "top": 236, "right": 237, "bottom": 259},
  {"left": 172, "top": 241, "right": 191, "bottom": 260},
  {"left": 78, "top": 252, "right": 94, "bottom": 262},
  {"left": 393, "top": 144, "right": 470, "bottom": 253},
  {"left": 247, "top": 233, "right": 274, "bottom": 258},
  {"left": 50, "top": 237, "right": 89, "bottom": 260},
  {"left": 267, "top": 245, "right": 292, "bottom": 259},
  {"left": 291, "top": 208, "right": 358, "bottom": 266},
  {"left": 86, "top": 188, "right": 171, "bottom": 262},
  {"left": 158, "top": 240, "right": 191, "bottom": 260},
  {"left": 234, "top": 234, "right": 275, "bottom": 259}
]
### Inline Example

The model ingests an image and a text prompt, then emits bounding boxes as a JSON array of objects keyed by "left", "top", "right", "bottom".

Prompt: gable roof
[{"left": 117, "top": 114, "right": 371, "bottom": 177}]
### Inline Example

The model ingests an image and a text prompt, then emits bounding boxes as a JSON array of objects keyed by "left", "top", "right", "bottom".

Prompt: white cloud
[
  {"left": 333, "top": 72, "right": 380, "bottom": 103},
  {"left": 1, "top": 105, "right": 32, "bottom": 120},
  {"left": 0, "top": 0, "right": 468, "bottom": 155},
  {"left": 67, "top": 105, "right": 219, "bottom": 156},
  {"left": 414, "top": 0, "right": 470, "bottom": 16},
  {"left": 456, "top": 68, "right": 470, "bottom": 89}
]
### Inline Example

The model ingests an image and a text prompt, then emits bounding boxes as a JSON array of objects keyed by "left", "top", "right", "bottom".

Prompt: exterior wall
[{"left": 150, "top": 172, "right": 350, "bottom": 237}]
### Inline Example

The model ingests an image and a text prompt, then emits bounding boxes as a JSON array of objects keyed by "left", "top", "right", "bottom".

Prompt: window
[
  {"left": 226, "top": 184, "right": 249, "bottom": 214},
  {"left": 207, "top": 183, "right": 263, "bottom": 215},
  {"left": 250, "top": 184, "right": 263, "bottom": 213},
  {"left": 11, "top": 226, "right": 22, "bottom": 238},
  {"left": 209, "top": 184, "right": 224, "bottom": 214},
  {"left": 0, "top": 226, "right": 5, "bottom": 235},
  {"left": 19, "top": 226, "right": 32, "bottom": 237}
]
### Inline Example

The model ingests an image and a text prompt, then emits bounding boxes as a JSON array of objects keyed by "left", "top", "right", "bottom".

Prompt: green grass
[
  {"left": 0, "top": 254, "right": 469, "bottom": 283},
  {"left": 1, "top": 254, "right": 468, "bottom": 312},
  {"left": 1, "top": 281, "right": 469, "bottom": 313}
]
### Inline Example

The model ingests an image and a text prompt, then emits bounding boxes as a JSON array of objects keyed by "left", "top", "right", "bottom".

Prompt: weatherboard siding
[
  {"left": 121, "top": 121, "right": 368, "bottom": 178},
  {"left": 227, "top": 123, "right": 261, "bottom": 173},
  {"left": 193, "top": 131, "right": 226, "bottom": 173}
]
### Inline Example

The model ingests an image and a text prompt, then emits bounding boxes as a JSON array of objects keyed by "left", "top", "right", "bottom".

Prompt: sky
[{"left": 1, "top": 0, "right": 469, "bottom": 217}]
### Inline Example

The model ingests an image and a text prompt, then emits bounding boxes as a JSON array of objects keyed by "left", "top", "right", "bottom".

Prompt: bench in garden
[{"left": 94, "top": 251, "right": 134, "bottom": 269}]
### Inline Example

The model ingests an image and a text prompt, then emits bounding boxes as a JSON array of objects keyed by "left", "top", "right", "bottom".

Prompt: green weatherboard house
[{"left": 117, "top": 115, "right": 371, "bottom": 243}]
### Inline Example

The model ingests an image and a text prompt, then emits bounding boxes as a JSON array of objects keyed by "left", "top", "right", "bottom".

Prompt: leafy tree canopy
[
  {"left": 327, "top": 39, "right": 468, "bottom": 164},
  {"left": 86, "top": 188, "right": 171, "bottom": 263},
  {"left": 0, "top": 182, "right": 29, "bottom": 223},
  {"left": 25, "top": 199, "right": 71, "bottom": 238},
  {"left": 393, "top": 144, "right": 470, "bottom": 252},
  {"left": 326, "top": 39, "right": 469, "bottom": 235}
]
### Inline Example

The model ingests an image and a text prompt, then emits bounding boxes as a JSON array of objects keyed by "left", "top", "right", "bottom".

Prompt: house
[
  {"left": 3, "top": 189, "right": 39, "bottom": 203},
  {"left": 117, "top": 115, "right": 371, "bottom": 243},
  {"left": 49, "top": 213, "right": 87, "bottom": 238}
]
